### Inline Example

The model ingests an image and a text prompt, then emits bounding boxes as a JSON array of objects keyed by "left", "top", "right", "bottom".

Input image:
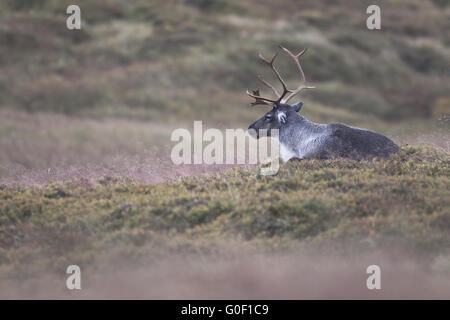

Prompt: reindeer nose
[{"left": 248, "top": 125, "right": 259, "bottom": 139}]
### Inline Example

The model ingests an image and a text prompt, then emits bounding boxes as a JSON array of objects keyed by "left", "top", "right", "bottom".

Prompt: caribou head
[{"left": 247, "top": 46, "right": 314, "bottom": 139}]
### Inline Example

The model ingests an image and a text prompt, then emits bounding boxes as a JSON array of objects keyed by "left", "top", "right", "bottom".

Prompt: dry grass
[{"left": 2, "top": 250, "right": 450, "bottom": 299}]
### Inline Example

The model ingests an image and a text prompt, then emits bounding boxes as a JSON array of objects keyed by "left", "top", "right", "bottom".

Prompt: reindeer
[{"left": 247, "top": 46, "right": 400, "bottom": 162}]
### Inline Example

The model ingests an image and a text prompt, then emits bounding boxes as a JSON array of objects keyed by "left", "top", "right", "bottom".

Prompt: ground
[{"left": 0, "top": 145, "right": 449, "bottom": 298}]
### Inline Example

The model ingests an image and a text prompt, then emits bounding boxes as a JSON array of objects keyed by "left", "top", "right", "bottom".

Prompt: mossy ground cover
[{"left": 0, "top": 145, "right": 448, "bottom": 279}]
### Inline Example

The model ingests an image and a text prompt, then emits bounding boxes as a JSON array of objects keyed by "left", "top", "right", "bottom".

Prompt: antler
[
  {"left": 279, "top": 46, "right": 315, "bottom": 103},
  {"left": 246, "top": 51, "right": 292, "bottom": 107},
  {"left": 246, "top": 46, "right": 314, "bottom": 107},
  {"left": 245, "top": 89, "right": 272, "bottom": 106}
]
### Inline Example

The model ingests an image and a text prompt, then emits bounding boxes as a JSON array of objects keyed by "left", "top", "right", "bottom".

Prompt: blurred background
[
  {"left": 0, "top": 0, "right": 449, "bottom": 299},
  {"left": 0, "top": 0, "right": 449, "bottom": 184}
]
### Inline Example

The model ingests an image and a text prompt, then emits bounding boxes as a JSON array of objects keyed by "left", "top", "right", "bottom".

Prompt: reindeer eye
[{"left": 265, "top": 115, "right": 272, "bottom": 120}]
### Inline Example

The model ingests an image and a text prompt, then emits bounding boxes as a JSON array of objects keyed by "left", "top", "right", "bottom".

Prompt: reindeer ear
[{"left": 292, "top": 101, "right": 303, "bottom": 112}]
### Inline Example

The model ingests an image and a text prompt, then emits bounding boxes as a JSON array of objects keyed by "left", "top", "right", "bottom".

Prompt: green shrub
[
  {"left": 398, "top": 44, "right": 450, "bottom": 75},
  {"left": 185, "top": 0, "right": 242, "bottom": 14},
  {"left": 0, "top": 145, "right": 448, "bottom": 278}
]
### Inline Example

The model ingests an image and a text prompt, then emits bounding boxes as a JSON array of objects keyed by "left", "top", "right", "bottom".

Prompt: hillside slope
[
  {"left": 1, "top": 0, "right": 449, "bottom": 124},
  {"left": 1, "top": 145, "right": 449, "bottom": 280}
]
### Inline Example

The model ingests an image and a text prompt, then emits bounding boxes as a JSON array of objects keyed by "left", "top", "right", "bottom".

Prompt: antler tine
[
  {"left": 246, "top": 50, "right": 289, "bottom": 107},
  {"left": 258, "top": 51, "right": 278, "bottom": 66},
  {"left": 246, "top": 46, "right": 313, "bottom": 107},
  {"left": 279, "top": 46, "right": 315, "bottom": 103},
  {"left": 257, "top": 75, "right": 280, "bottom": 98},
  {"left": 280, "top": 46, "right": 307, "bottom": 82},
  {"left": 258, "top": 51, "right": 291, "bottom": 104},
  {"left": 245, "top": 89, "right": 274, "bottom": 106}
]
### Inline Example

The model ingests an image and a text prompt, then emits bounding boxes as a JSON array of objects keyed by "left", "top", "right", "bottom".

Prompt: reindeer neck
[{"left": 279, "top": 113, "right": 325, "bottom": 147}]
